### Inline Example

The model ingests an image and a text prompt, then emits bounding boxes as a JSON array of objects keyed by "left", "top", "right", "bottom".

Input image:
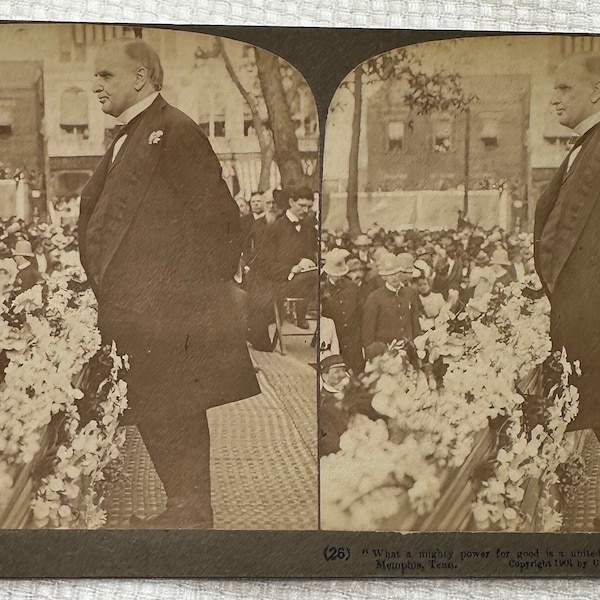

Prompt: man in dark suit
[
  {"left": 79, "top": 38, "right": 260, "bottom": 528},
  {"left": 362, "top": 253, "right": 421, "bottom": 360},
  {"left": 535, "top": 53, "right": 600, "bottom": 531},
  {"left": 246, "top": 187, "right": 317, "bottom": 349},
  {"left": 535, "top": 54, "right": 600, "bottom": 440},
  {"left": 432, "top": 241, "right": 463, "bottom": 300},
  {"left": 240, "top": 191, "right": 266, "bottom": 264},
  {"left": 321, "top": 251, "right": 365, "bottom": 375}
]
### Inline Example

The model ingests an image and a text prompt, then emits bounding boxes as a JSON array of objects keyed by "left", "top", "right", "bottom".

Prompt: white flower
[{"left": 148, "top": 130, "right": 163, "bottom": 144}]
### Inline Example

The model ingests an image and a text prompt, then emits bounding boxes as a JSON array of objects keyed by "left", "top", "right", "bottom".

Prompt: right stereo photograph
[{"left": 319, "top": 34, "right": 600, "bottom": 533}]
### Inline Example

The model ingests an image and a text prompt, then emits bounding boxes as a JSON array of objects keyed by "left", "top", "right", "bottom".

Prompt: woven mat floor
[{"left": 103, "top": 348, "right": 317, "bottom": 529}]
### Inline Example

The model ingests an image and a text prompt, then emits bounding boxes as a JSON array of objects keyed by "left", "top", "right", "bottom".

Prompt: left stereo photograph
[{"left": 0, "top": 23, "right": 319, "bottom": 531}]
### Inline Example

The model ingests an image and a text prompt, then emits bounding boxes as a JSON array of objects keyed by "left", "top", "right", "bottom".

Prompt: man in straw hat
[
  {"left": 321, "top": 249, "right": 365, "bottom": 375},
  {"left": 361, "top": 252, "right": 421, "bottom": 360},
  {"left": 79, "top": 37, "right": 259, "bottom": 528}
]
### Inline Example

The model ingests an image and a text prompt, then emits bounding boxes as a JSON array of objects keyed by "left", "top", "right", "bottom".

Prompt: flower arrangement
[
  {"left": 0, "top": 259, "right": 128, "bottom": 529},
  {"left": 321, "top": 270, "right": 582, "bottom": 532}
]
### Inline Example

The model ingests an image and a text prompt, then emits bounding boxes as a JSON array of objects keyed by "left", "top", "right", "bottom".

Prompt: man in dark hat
[
  {"left": 79, "top": 37, "right": 260, "bottom": 528},
  {"left": 319, "top": 354, "right": 381, "bottom": 457}
]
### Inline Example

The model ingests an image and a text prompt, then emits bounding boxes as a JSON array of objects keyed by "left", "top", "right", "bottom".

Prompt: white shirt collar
[
  {"left": 253, "top": 212, "right": 264, "bottom": 220},
  {"left": 116, "top": 91, "right": 159, "bottom": 125},
  {"left": 286, "top": 209, "right": 300, "bottom": 224},
  {"left": 574, "top": 110, "right": 600, "bottom": 136},
  {"left": 385, "top": 282, "right": 402, "bottom": 293}
]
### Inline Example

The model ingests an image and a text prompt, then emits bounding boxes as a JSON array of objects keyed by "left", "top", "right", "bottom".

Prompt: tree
[
  {"left": 255, "top": 47, "right": 314, "bottom": 190},
  {"left": 342, "top": 48, "right": 475, "bottom": 236},
  {"left": 215, "top": 38, "right": 274, "bottom": 193}
]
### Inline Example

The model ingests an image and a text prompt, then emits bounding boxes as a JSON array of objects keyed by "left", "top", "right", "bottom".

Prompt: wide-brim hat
[
  {"left": 323, "top": 249, "right": 350, "bottom": 277},
  {"left": 378, "top": 252, "right": 414, "bottom": 276},
  {"left": 323, "top": 259, "right": 349, "bottom": 277}
]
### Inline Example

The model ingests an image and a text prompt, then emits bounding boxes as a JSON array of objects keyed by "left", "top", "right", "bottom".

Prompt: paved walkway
[{"left": 103, "top": 346, "right": 317, "bottom": 530}]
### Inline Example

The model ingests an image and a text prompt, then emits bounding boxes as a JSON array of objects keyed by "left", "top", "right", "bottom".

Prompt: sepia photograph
[
  {"left": 0, "top": 23, "right": 319, "bottom": 531},
  {"left": 320, "top": 34, "right": 600, "bottom": 533}
]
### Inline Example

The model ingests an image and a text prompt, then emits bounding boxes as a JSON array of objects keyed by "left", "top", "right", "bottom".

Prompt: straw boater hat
[
  {"left": 378, "top": 252, "right": 414, "bottom": 276},
  {"left": 13, "top": 240, "right": 34, "bottom": 257},
  {"left": 489, "top": 248, "right": 511, "bottom": 267},
  {"left": 323, "top": 249, "right": 350, "bottom": 277}
]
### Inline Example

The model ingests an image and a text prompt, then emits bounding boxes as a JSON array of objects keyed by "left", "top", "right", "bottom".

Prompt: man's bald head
[
  {"left": 101, "top": 38, "right": 164, "bottom": 91},
  {"left": 93, "top": 38, "right": 163, "bottom": 117},
  {"left": 552, "top": 53, "right": 600, "bottom": 129}
]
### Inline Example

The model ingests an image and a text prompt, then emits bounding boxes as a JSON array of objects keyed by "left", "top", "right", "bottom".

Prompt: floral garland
[
  {"left": 0, "top": 258, "right": 128, "bottom": 529},
  {"left": 321, "top": 271, "right": 583, "bottom": 532}
]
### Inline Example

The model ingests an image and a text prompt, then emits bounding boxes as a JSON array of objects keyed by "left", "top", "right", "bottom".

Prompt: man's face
[
  {"left": 263, "top": 197, "right": 275, "bottom": 212},
  {"left": 93, "top": 45, "right": 140, "bottom": 117},
  {"left": 384, "top": 271, "right": 409, "bottom": 289},
  {"left": 322, "top": 365, "right": 350, "bottom": 391},
  {"left": 552, "top": 61, "right": 600, "bottom": 129},
  {"left": 289, "top": 197, "right": 313, "bottom": 221},
  {"left": 250, "top": 195, "right": 263, "bottom": 214},
  {"left": 347, "top": 269, "right": 365, "bottom": 283}
]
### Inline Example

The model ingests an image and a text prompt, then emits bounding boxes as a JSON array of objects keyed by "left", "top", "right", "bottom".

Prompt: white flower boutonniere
[{"left": 148, "top": 130, "right": 163, "bottom": 144}]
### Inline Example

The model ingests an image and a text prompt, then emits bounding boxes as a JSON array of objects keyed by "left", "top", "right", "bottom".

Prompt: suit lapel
[
  {"left": 533, "top": 154, "right": 569, "bottom": 283},
  {"left": 98, "top": 95, "right": 167, "bottom": 284},
  {"left": 549, "top": 130, "right": 600, "bottom": 286}
]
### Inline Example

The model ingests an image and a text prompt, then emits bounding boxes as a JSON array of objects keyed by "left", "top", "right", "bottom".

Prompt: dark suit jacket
[
  {"left": 321, "top": 277, "right": 365, "bottom": 374},
  {"left": 79, "top": 95, "right": 260, "bottom": 423},
  {"left": 362, "top": 285, "right": 421, "bottom": 351},
  {"left": 240, "top": 213, "right": 267, "bottom": 266},
  {"left": 433, "top": 257, "right": 463, "bottom": 299},
  {"left": 534, "top": 123, "right": 600, "bottom": 431},
  {"left": 254, "top": 213, "right": 318, "bottom": 283}
]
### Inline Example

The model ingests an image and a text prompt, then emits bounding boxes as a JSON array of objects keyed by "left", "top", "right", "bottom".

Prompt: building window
[
  {"left": 0, "top": 100, "right": 15, "bottom": 137},
  {"left": 243, "top": 104, "right": 255, "bottom": 137},
  {"left": 480, "top": 113, "right": 499, "bottom": 150},
  {"left": 387, "top": 120, "right": 405, "bottom": 152},
  {"left": 60, "top": 87, "right": 89, "bottom": 140}
]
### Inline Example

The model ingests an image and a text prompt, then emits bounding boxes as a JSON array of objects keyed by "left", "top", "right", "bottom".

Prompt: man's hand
[{"left": 289, "top": 258, "right": 316, "bottom": 278}]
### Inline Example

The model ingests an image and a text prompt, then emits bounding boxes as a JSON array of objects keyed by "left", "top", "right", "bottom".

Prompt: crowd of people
[
  {"left": 0, "top": 215, "right": 77, "bottom": 298},
  {"left": 320, "top": 219, "right": 536, "bottom": 379},
  {"left": 236, "top": 187, "right": 319, "bottom": 352}
]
